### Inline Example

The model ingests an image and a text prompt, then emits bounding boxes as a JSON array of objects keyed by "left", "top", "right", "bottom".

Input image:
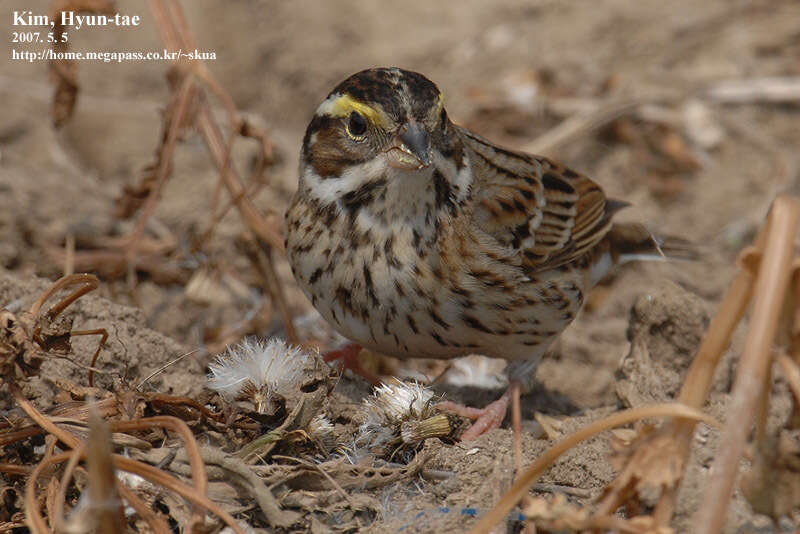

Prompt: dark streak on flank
[
  {"left": 363, "top": 264, "right": 379, "bottom": 306},
  {"left": 335, "top": 286, "right": 352, "bottom": 312},
  {"left": 431, "top": 332, "right": 448, "bottom": 346},
  {"left": 430, "top": 308, "right": 450, "bottom": 329},
  {"left": 407, "top": 314, "right": 419, "bottom": 334},
  {"left": 462, "top": 314, "right": 493, "bottom": 334},
  {"left": 384, "top": 235, "right": 395, "bottom": 254},
  {"left": 451, "top": 286, "right": 471, "bottom": 297}
]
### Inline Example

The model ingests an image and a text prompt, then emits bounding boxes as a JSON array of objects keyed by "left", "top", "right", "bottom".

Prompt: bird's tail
[
  {"left": 588, "top": 222, "right": 698, "bottom": 285},
  {"left": 607, "top": 222, "right": 698, "bottom": 263}
]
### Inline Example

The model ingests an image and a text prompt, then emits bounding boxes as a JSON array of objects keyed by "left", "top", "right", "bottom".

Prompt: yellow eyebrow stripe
[{"left": 318, "top": 94, "right": 389, "bottom": 128}]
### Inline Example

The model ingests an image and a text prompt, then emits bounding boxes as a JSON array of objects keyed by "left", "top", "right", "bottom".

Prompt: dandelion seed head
[
  {"left": 367, "top": 380, "right": 435, "bottom": 424},
  {"left": 207, "top": 338, "right": 312, "bottom": 411},
  {"left": 355, "top": 379, "right": 438, "bottom": 454}
]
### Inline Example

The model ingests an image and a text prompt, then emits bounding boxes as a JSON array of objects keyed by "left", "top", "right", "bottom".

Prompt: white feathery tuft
[
  {"left": 369, "top": 380, "right": 435, "bottom": 423},
  {"left": 355, "top": 379, "right": 437, "bottom": 453},
  {"left": 207, "top": 338, "right": 311, "bottom": 404}
]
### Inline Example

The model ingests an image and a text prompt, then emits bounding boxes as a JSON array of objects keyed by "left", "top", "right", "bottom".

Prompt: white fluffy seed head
[
  {"left": 368, "top": 380, "right": 436, "bottom": 424},
  {"left": 355, "top": 379, "right": 438, "bottom": 454},
  {"left": 207, "top": 338, "right": 312, "bottom": 412}
]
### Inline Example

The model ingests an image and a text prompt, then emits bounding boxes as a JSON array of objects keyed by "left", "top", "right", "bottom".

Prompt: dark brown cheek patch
[
  {"left": 310, "top": 132, "right": 348, "bottom": 178},
  {"left": 310, "top": 153, "right": 345, "bottom": 178},
  {"left": 308, "top": 125, "right": 368, "bottom": 178}
]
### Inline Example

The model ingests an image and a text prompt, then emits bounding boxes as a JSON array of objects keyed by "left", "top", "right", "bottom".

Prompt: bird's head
[{"left": 298, "top": 68, "right": 469, "bottom": 219}]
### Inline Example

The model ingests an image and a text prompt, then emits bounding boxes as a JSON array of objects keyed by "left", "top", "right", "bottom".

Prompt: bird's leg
[
  {"left": 438, "top": 357, "right": 539, "bottom": 446},
  {"left": 323, "top": 343, "right": 381, "bottom": 385},
  {"left": 438, "top": 388, "right": 511, "bottom": 440},
  {"left": 437, "top": 379, "right": 524, "bottom": 443}
]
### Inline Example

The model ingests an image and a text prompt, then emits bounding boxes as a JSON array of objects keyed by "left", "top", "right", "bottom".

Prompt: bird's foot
[
  {"left": 438, "top": 390, "right": 510, "bottom": 441},
  {"left": 323, "top": 343, "right": 381, "bottom": 386}
]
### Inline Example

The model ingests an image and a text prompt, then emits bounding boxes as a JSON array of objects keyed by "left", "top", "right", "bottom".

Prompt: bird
[{"left": 285, "top": 67, "right": 692, "bottom": 441}]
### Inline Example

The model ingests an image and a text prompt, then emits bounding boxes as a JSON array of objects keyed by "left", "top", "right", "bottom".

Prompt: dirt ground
[{"left": 2, "top": 0, "right": 800, "bottom": 532}]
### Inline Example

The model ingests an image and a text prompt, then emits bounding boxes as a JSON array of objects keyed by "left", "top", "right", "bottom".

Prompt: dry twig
[
  {"left": 695, "top": 197, "right": 799, "bottom": 533},
  {"left": 0, "top": 274, "right": 107, "bottom": 387},
  {"left": 48, "top": 0, "right": 116, "bottom": 127}
]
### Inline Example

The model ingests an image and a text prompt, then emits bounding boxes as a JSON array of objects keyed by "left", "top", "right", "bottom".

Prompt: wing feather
[{"left": 458, "top": 126, "right": 622, "bottom": 271}]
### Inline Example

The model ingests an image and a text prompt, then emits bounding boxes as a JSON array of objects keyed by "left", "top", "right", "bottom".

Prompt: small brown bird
[{"left": 285, "top": 68, "right": 690, "bottom": 440}]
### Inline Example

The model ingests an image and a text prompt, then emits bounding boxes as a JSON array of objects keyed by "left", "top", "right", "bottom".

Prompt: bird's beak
[{"left": 386, "top": 121, "right": 431, "bottom": 170}]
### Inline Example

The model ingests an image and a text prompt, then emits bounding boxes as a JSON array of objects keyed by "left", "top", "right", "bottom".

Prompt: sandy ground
[{"left": 2, "top": 0, "right": 800, "bottom": 532}]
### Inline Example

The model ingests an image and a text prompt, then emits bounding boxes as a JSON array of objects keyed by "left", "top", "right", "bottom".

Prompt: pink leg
[
  {"left": 438, "top": 380, "right": 524, "bottom": 443},
  {"left": 438, "top": 390, "right": 510, "bottom": 441},
  {"left": 323, "top": 343, "right": 381, "bottom": 386}
]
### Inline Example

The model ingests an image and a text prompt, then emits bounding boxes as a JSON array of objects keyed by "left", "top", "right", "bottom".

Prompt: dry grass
[{"left": 2, "top": 1, "right": 800, "bottom": 532}]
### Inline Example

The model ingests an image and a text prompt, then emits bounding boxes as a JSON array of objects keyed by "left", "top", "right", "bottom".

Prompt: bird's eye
[{"left": 346, "top": 111, "right": 368, "bottom": 139}]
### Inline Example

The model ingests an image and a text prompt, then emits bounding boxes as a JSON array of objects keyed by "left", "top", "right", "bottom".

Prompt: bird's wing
[{"left": 457, "top": 126, "right": 625, "bottom": 271}]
